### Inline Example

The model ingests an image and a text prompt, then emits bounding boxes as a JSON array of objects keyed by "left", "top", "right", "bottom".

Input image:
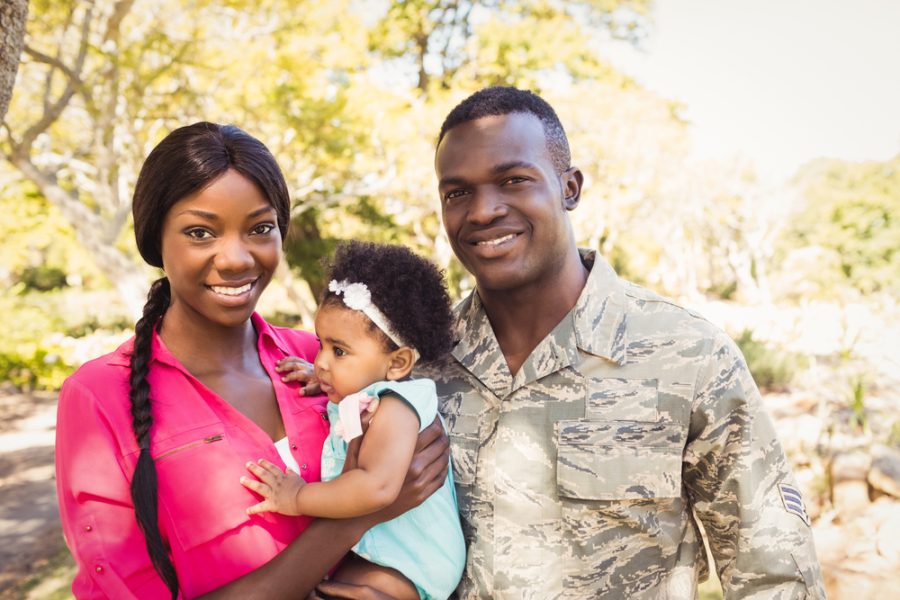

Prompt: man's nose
[{"left": 466, "top": 187, "right": 507, "bottom": 225}]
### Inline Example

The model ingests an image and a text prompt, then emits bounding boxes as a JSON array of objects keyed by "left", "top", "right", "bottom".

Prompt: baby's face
[{"left": 313, "top": 304, "right": 394, "bottom": 403}]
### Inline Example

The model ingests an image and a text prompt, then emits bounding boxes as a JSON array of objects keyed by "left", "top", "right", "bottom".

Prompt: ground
[{"left": 0, "top": 390, "right": 73, "bottom": 599}]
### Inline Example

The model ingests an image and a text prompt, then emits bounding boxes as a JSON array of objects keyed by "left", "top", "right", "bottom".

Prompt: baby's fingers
[
  {"left": 245, "top": 499, "right": 274, "bottom": 515},
  {"left": 281, "top": 367, "right": 315, "bottom": 382},
  {"left": 240, "top": 475, "right": 271, "bottom": 497},
  {"left": 245, "top": 459, "right": 282, "bottom": 484},
  {"left": 276, "top": 357, "right": 313, "bottom": 373}
]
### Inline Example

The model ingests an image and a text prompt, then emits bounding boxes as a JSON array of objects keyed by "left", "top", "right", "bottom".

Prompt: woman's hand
[{"left": 276, "top": 356, "right": 321, "bottom": 396}]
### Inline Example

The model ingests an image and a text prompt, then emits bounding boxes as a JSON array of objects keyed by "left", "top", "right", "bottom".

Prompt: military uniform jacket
[{"left": 425, "top": 250, "right": 825, "bottom": 599}]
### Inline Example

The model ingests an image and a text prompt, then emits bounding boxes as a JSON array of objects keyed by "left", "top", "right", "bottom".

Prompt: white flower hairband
[{"left": 328, "top": 279, "right": 410, "bottom": 349}]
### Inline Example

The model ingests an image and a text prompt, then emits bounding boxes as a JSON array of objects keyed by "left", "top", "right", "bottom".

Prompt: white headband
[{"left": 328, "top": 279, "right": 410, "bottom": 349}]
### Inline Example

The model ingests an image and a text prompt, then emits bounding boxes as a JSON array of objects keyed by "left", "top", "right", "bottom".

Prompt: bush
[
  {"left": 734, "top": 329, "right": 807, "bottom": 392},
  {"left": 18, "top": 266, "right": 68, "bottom": 291},
  {"left": 0, "top": 289, "right": 130, "bottom": 391}
]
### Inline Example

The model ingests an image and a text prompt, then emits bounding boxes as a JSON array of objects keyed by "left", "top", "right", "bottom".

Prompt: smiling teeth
[
  {"left": 477, "top": 233, "right": 516, "bottom": 247},
  {"left": 210, "top": 283, "right": 252, "bottom": 296}
]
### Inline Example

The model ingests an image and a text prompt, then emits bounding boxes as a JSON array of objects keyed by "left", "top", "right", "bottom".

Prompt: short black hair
[
  {"left": 437, "top": 86, "right": 571, "bottom": 174},
  {"left": 321, "top": 241, "right": 454, "bottom": 364}
]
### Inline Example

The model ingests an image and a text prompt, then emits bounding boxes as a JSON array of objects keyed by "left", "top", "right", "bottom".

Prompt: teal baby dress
[{"left": 321, "top": 378, "right": 466, "bottom": 600}]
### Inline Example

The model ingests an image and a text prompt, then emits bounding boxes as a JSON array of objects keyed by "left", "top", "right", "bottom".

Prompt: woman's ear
[{"left": 385, "top": 347, "right": 416, "bottom": 380}]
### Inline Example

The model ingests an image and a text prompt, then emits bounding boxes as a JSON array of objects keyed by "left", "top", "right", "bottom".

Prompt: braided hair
[{"left": 129, "top": 122, "right": 290, "bottom": 597}]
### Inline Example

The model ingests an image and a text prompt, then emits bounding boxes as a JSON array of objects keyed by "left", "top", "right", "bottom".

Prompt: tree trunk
[
  {"left": 0, "top": 0, "right": 28, "bottom": 122},
  {"left": 10, "top": 153, "right": 151, "bottom": 316}
]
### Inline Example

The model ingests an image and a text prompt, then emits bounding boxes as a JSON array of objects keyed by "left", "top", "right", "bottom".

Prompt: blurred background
[{"left": 0, "top": 0, "right": 898, "bottom": 598}]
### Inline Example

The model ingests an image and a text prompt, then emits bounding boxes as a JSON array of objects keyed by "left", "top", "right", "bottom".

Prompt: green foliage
[
  {"left": 734, "top": 329, "right": 807, "bottom": 392},
  {"left": 781, "top": 156, "right": 900, "bottom": 296},
  {"left": 848, "top": 375, "right": 867, "bottom": 431},
  {"left": 0, "top": 289, "right": 130, "bottom": 390},
  {"left": 18, "top": 266, "right": 68, "bottom": 291}
]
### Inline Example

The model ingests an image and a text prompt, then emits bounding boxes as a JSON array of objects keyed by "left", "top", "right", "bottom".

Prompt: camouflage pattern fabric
[{"left": 419, "top": 250, "right": 825, "bottom": 599}]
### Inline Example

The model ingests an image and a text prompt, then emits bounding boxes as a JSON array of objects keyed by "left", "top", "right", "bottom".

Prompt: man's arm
[{"left": 683, "top": 331, "right": 826, "bottom": 600}]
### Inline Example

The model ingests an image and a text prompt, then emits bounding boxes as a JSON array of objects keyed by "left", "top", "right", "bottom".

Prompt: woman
[{"left": 55, "top": 122, "right": 448, "bottom": 599}]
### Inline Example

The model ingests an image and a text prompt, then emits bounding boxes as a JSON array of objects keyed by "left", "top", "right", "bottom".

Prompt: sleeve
[
  {"left": 55, "top": 376, "right": 173, "bottom": 599},
  {"left": 682, "top": 331, "right": 826, "bottom": 600},
  {"left": 364, "top": 379, "right": 437, "bottom": 433}
]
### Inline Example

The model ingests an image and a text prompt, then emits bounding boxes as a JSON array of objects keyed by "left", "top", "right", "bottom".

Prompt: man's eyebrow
[
  {"left": 491, "top": 160, "right": 538, "bottom": 174},
  {"left": 438, "top": 175, "right": 469, "bottom": 188},
  {"left": 439, "top": 161, "right": 539, "bottom": 187}
]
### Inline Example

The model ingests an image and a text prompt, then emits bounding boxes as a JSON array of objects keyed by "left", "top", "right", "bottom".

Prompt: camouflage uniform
[{"left": 422, "top": 250, "right": 825, "bottom": 599}]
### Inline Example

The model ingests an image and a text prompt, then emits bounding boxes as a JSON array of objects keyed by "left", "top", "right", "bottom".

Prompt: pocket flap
[
  {"left": 154, "top": 431, "right": 252, "bottom": 550},
  {"left": 557, "top": 420, "right": 682, "bottom": 500}
]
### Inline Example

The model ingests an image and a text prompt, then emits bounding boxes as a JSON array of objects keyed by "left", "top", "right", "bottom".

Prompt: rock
[
  {"left": 815, "top": 498, "right": 900, "bottom": 599},
  {"left": 868, "top": 446, "right": 900, "bottom": 499},
  {"left": 831, "top": 451, "right": 872, "bottom": 514}
]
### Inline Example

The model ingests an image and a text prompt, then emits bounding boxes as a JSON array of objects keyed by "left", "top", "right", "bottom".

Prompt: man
[{"left": 426, "top": 86, "right": 825, "bottom": 599}]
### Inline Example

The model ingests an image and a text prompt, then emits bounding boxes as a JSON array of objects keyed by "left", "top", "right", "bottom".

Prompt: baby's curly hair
[{"left": 321, "top": 241, "right": 454, "bottom": 363}]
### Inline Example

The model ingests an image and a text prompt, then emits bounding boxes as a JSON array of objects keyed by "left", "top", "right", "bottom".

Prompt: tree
[
  {"left": 0, "top": 0, "right": 28, "bottom": 121},
  {"left": 778, "top": 156, "right": 900, "bottom": 298}
]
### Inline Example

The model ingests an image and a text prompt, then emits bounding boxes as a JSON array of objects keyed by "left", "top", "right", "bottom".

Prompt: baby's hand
[
  {"left": 241, "top": 458, "right": 307, "bottom": 516},
  {"left": 275, "top": 355, "right": 320, "bottom": 396}
]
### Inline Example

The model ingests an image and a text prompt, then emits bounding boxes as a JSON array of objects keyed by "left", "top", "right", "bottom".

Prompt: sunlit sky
[{"left": 604, "top": 0, "right": 900, "bottom": 185}]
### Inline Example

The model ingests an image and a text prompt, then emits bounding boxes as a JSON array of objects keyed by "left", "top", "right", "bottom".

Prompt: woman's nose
[{"left": 214, "top": 235, "right": 254, "bottom": 272}]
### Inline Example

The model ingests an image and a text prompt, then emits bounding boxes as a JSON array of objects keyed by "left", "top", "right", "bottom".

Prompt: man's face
[{"left": 435, "top": 112, "right": 581, "bottom": 294}]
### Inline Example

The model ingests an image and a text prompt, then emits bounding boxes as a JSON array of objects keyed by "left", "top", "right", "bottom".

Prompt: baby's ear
[{"left": 385, "top": 347, "right": 416, "bottom": 380}]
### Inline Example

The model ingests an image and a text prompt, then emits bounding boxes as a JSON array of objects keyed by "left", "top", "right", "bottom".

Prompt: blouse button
[
  {"left": 301, "top": 463, "right": 308, "bottom": 470},
  {"left": 84, "top": 525, "right": 92, "bottom": 532},
  {"left": 95, "top": 565, "right": 104, "bottom": 574},
  {"left": 291, "top": 443, "right": 298, "bottom": 450}
]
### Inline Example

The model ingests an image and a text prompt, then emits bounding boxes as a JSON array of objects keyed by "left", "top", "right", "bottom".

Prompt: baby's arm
[
  {"left": 242, "top": 394, "right": 419, "bottom": 518},
  {"left": 301, "top": 394, "right": 419, "bottom": 518}
]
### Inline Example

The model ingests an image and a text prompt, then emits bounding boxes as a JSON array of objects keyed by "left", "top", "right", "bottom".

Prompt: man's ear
[
  {"left": 561, "top": 167, "right": 584, "bottom": 211},
  {"left": 385, "top": 347, "right": 416, "bottom": 381}
]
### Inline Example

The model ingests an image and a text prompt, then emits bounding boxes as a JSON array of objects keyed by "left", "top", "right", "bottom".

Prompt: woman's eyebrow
[{"left": 175, "top": 208, "right": 218, "bottom": 220}]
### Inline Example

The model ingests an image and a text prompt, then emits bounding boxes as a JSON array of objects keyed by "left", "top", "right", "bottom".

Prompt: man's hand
[
  {"left": 307, "top": 581, "right": 396, "bottom": 600},
  {"left": 240, "top": 458, "right": 307, "bottom": 516}
]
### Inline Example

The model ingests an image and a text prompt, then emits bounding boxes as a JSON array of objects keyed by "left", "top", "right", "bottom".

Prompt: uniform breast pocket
[
  {"left": 153, "top": 427, "right": 252, "bottom": 551},
  {"left": 556, "top": 419, "right": 685, "bottom": 595},
  {"left": 556, "top": 419, "right": 682, "bottom": 500}
]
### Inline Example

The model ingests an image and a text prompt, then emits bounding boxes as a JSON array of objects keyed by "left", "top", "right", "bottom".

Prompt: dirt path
[{"left": 0, "top": 390, "right": 72, "bottom": 598}]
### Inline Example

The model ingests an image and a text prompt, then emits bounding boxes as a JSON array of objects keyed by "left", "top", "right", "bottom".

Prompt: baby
[{"left": 241, "top": 240, "right": 465, "bottom": 600}]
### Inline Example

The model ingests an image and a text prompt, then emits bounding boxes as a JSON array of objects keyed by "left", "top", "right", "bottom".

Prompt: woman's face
[{"left": 159, "top": 169, "right": 282, "bottom": 330}]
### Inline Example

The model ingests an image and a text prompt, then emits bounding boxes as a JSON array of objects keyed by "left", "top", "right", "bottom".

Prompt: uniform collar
[{"left": 451, "top": 249, "right": 628, "bottom": 396}]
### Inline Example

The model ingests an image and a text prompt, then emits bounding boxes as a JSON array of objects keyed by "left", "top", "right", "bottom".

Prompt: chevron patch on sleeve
[{"left": 779, "top": 483, "right": 811, "bottom": 526}]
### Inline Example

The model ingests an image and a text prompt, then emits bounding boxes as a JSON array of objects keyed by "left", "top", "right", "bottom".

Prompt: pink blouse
[{"left": 55, "top": 313, "right": 330, "bottom": 599}]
